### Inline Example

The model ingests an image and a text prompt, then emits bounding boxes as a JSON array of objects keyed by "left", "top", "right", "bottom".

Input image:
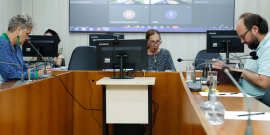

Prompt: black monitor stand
[
  {"left": 222, "top": 39, "right": 230, "bottom": 64},
  {"left": 36, "top": 47, "right": 42, "bottom": 63},
  {"left": 110, "top": 55, "right": 134, "bottom": 79}
]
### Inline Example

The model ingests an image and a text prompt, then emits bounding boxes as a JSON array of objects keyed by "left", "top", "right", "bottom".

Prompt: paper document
[
  {"left": 225, "top": 111, "right": 270, "bottom": 121},
  {"left": 199, "top": 92, "right": 252, "bottom": 97}
]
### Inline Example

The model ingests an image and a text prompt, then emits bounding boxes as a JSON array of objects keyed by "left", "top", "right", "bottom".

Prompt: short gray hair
[{"left": 8, "top": 13, "right": 35, "bottom": 32}]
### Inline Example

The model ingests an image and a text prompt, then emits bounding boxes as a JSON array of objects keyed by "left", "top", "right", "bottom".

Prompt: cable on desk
[
  {"left": 152, "top": 100, "right": 159, "bottom": 127},
  {"left": 53, "top": 75, "right": 102, "bottom": 111},
  {"left": 85, "top": 71, "right": 103, "bottom": 128}
]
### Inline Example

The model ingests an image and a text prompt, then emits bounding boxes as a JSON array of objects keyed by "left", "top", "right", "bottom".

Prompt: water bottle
[{"left": 201, "top": 90, "right": 226, "bottom": 125}]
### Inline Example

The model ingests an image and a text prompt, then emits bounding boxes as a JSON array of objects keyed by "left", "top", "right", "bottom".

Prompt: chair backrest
[
  {"left": 68, "top": 46, "right": 98, "bottom": 70},
  {"left": 262, "top": 87, "right": 270, "bottom": 107},
  {"left": 61, "top": 58, "right": 65, "bottom": 67},
  {"left": 195, "top": 49, "right": 220, "bottom": 70}
]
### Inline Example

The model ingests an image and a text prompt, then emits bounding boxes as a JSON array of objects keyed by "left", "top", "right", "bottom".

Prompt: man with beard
[{"left": 212, "top": 13, "right": 270, "bottom": 98}]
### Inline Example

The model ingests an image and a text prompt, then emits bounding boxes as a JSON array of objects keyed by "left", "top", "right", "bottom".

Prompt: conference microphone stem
[
  {"left": 224, "top": 70, "right": 253, "bottom": 135},
  {"left": 28, "top": 41, "right": 49, "bottom": 78}
]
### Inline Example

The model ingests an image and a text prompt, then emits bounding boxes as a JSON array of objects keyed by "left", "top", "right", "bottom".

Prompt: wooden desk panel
[
  {"left": 73, "top": 71, "right": 184, "bottom": 135},
  {"left": 3, "top": 70, "right": 267, "bottom": 135},
  {"left": 0, "top": 72, "right": 74, "bottom": 135},
  {"left": 182, "top": 72, "right": 270, "bottom": 135},
  {"left": 52, "top": 70, "right": 68, "bottom": 75}
]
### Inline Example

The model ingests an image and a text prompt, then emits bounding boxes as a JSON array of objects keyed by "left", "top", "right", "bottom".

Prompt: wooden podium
[{"left": 96, "top": 77, "right": 155, "bottom": 135}]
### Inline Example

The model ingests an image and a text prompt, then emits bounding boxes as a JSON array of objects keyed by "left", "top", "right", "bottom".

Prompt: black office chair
[
  {"left": 68, "top": 46, "right": 98, "bottom": 70},
  {"left": 261, "top": 87, "right": 270, "bottom": 107},
  {"left": 61, "top": 58, "right": 65, "bottom": 67},
  {"left": 194, "top": 49, "right": 220, "bottom": 70}
]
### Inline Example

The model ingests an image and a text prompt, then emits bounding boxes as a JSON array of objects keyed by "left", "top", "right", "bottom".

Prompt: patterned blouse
[
  {"left": 0, "top": 33, "right": 28, "bottom": 81},
  {"left": 146, "top": 48, "right": 176, "bottom": 72}
]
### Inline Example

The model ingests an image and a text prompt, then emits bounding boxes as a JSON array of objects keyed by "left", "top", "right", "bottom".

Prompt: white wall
[
  {"left": 0, "top": 0, "right": 20, "bottom": 32},
  {"left": 1, "top": 0, "right": 270, "bottom": 71}
]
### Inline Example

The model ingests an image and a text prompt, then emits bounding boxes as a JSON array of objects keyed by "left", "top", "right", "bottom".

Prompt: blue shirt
[
  {"left": 240, "top": 31, "right": 270, "bottom": 97},
  {"left": 0, "top": 33, "right": 28, "bottom": 81}
]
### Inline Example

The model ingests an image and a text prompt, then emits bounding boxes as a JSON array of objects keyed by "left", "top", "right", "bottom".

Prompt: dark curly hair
[{"left": 44, "top": 29, "right": 61, "bottom": 44}]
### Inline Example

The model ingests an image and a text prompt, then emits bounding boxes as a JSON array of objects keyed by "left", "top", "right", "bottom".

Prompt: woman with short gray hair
[{"left": 0, "top": 13, "right": 52, "bottom": 82}]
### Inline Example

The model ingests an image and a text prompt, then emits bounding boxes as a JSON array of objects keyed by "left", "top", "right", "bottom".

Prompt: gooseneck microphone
[
  {"left": 177, "top": 51, "right": 257, "bottom": 62},
  {"left": 154, "top": 49, "right": 157, "bottom": 63},
  {"left": 0, "top": 62, "right": 24, "bottom": 82},
  {"left": 27, "top": 40, "right": 52, "bottom": 79},
  {"left": 181, "top": 56, "right": 258, "bottom": 91},
  {"left": 222, "top": 66, "right": 253, "bottom": 135}
]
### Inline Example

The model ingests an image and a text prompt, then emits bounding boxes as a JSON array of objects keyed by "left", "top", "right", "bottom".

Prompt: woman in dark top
[{"left": 145, "top": 29, "right": 176, "bottom": 72}]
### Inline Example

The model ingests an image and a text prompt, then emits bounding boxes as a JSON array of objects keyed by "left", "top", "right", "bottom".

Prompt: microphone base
[
  {"left": 39, "top": 74, "right": 52, "bottom": 79},
  {"left": 200, "top": 77, "right": 207, "bottom": 81},
  {"left": 13, "top": 80, "right": 29, "bottom": 87},
  {"left": 187, "top": 81, "right": 202, "bottom": 92}
]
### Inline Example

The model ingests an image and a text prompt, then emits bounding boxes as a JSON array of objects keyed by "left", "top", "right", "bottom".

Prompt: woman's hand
[{"left": 38, "top": 66, "right": 52, "bottom": 76}]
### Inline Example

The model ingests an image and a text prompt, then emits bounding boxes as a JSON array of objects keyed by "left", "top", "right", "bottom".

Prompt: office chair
[
  {"left": 61, "top": 58, "right": 65, "bottom": 67},
  {"left": 261, "top": 87, "right": 270, "bottom": 107},
  {"left": 194, "top": 49, "right": 220, "bottom": 70},
  {"left": 68, "top": 46, "right": 98, "bottom": 70}
]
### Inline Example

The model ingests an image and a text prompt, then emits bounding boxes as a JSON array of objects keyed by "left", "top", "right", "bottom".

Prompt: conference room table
[
  {"left": 182, "top": 72, "right": 270, "bottom": 135},
  {"left": 0, "top": 71, "right": 269, "bottom": 135}
]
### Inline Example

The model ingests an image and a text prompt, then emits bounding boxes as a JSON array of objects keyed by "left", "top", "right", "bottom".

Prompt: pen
[
  {"left": 217, "top": 55, "right": 223, "bottom": 59},
  {"left": 238, "top": 112, "right": 265, "bottom": 117},
  {"left": 219, "top": 93, "right": 238, "bottom": 95}
]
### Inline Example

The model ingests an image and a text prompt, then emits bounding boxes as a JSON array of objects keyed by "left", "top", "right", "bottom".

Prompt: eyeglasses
[
  {"left": 239, "top": 27, "right": 252, "bottom": 40},
  {"left": 149, "top": 40, "right": 162, "bottom": 46}
]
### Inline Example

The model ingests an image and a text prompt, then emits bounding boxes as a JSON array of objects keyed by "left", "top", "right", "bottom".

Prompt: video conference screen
[{"left": 70, "top": 0, "right": 235, "bottom": 33}]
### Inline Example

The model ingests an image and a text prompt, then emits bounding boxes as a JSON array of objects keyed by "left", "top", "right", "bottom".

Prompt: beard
[{"left": 246, "top": 33, "right": 260, "bottom": 50}]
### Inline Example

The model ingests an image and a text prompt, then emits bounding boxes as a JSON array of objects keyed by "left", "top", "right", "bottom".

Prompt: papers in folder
[
  {"left": 199, "top": 92, "right": 252, "bottom": 97},
  {"left": 225, "top": 111, "right": 270, "bottom": 121}
]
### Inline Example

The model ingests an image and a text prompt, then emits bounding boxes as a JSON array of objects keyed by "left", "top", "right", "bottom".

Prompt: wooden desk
[
  {"left": 0, "top": 71, "right": 74, "bottom": 135},
  {"left": 0, "top": 71, "right": 184, "bottom": 135},
  {"left": 182, "top": 71, "right": 270, "bottom": 135},
  {"left": 1, "top": 71, "right": 268, "bottom": 135}
]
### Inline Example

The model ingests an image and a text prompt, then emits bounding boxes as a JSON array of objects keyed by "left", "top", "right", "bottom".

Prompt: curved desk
[{"left": 0, "top": 71, "right": 269, "bottom": 135}]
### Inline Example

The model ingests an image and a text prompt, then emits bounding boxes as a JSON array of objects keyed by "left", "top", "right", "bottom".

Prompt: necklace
[{"left": 154, "top": 53, "right": 157, "bottom": 63}]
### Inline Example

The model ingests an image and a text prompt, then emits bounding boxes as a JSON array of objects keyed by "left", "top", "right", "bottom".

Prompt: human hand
[
  {"left": 165, "top": 70, "right": 172, "bottom": 72},
  {"left": 38, "top": 66, "right": 52, "bottom": 76},
  {"left": 212, "top": 59, "right": 225, "bottom": 69},
  {"left": 58, "top": 54, "right": 64, "bottom": 58}
]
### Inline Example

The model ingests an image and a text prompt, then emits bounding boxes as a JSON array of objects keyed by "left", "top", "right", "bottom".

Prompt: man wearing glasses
[{"left": 213, "top": 13, "right": 270, "bottom": 98}]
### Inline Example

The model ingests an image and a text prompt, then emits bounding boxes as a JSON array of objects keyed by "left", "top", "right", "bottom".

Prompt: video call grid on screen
[{"left": 70, "top": 0, "right": 235, "bottom": 32}]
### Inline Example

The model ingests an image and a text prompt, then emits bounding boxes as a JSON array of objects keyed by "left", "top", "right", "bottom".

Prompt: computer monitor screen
[
  {"left": 96, "top": 39, "right": 147, "bottom": 79},
  {"left": 89, "top": 34, "right": 124, "bottom": 46},
  {"left": 69, "top": 0, "right": 235, "bottom": 33},
  {"left": 206, "top": 30, "right": 244, "bottom": 64},
  {"left": 22, "top": 35, "right": 59, "bottom": 58}
]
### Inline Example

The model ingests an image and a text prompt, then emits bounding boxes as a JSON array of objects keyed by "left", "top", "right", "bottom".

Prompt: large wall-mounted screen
[{"left": 69, "top": 0, "right": 235, "bottom": 33}]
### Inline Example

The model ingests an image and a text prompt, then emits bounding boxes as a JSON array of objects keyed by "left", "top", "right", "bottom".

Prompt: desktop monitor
[
  {"left": 22, "top": 35, "right": 59, "bottom": 60},
  {"left": 206, "top": 30, "right": 244, "bottom": 64},
  {"left": 89, "top": 34, "right": 124, "bottom": 46},
  {"left": 96, "top": 39, "right": 148, "bottom": 79}
]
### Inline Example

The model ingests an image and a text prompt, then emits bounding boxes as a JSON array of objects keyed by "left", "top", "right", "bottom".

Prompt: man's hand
[{"left": 212, "top": 59, "right": 226, "bottom": 69}]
